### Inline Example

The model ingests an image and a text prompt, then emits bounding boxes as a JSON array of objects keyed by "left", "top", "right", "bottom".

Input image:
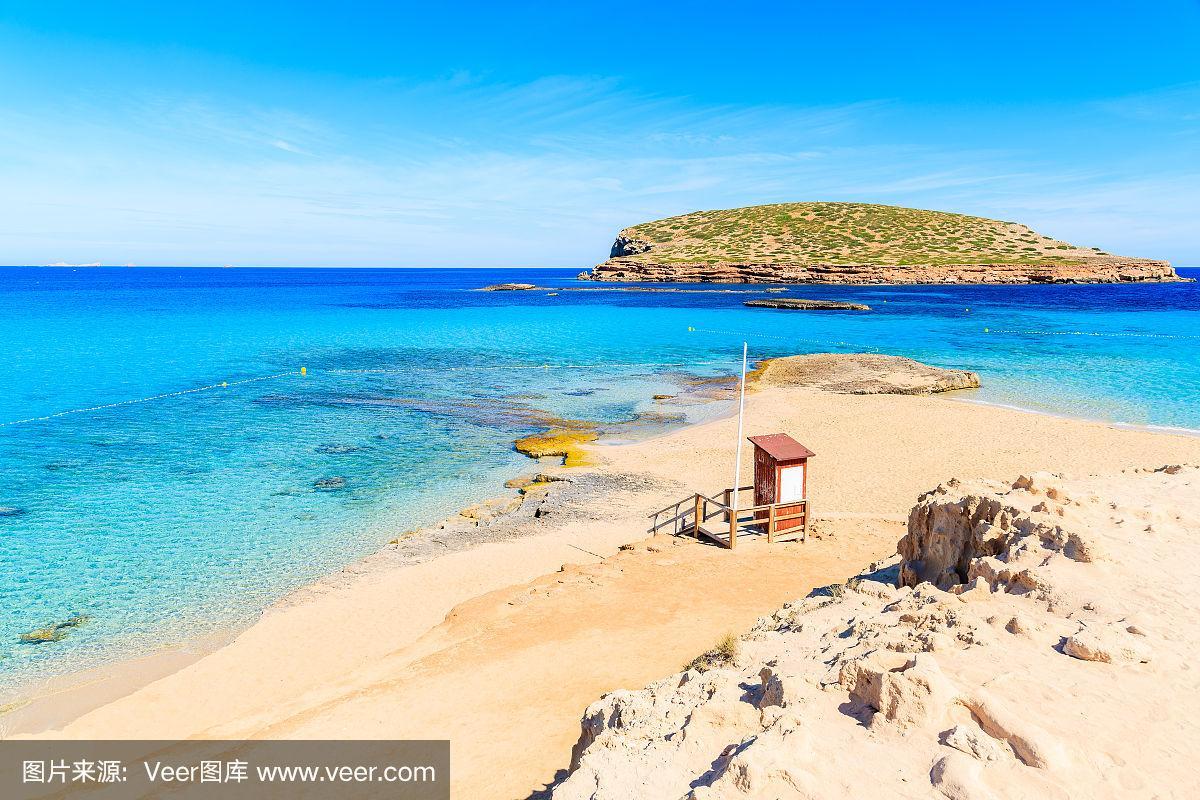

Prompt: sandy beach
[
  {"left": 11, "top": 371, "right": 1200, "bottom": 798},
  {"left": 8, "top": 7, "right": 1200, "bottom": 798}
]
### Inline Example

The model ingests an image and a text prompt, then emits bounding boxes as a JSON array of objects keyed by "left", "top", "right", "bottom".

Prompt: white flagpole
[{"left": 731, "top": 342, "right": 748, "bottom": 520}]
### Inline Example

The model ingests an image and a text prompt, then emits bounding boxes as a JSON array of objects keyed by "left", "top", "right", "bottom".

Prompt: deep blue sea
[{"left": 1, "top": 266, "right": 1198, "bottom": 696}]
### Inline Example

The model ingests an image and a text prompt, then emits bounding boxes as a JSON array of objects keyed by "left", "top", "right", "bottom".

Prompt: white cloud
[
  {"left": 0, "top": 74, "right": 1196, "bottom": 265},
  {"left": 270, "top": 140, "right": 306, "bottom": 154},
  {"left": 1095, "top": 82, "right": 1200, "bottom": 124}
]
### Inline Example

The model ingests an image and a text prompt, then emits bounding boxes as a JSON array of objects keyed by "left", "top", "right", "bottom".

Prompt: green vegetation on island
[
  {"left": 611, "top": 202, "right": 1102, "bottom": 267},
  {"left": 584, "top": 202, "right": 1181, "bottom": 284}
]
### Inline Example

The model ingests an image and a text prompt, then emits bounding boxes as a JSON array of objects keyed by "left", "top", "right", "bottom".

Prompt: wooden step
[
  {"left": 694, "top": 524, "right": 732, "bottom": 547},
  {"left": 694, "top": 523, "right": 770, "bottom": 548}
]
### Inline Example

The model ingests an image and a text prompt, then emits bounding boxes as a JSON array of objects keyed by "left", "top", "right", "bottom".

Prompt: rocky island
[{"left": 580, "top": 202, "right": 1184, "bottom": 285}]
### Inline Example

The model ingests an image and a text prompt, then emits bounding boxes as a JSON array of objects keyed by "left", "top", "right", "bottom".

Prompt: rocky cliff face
[
  {"left": 610, "top": 234, "right": 654, "bottom": 258},
  {"left": 554, "top": 465, "right": 1199, "bottom": 799},
  {"left": 583, "top": 256, "right": 1183, "bottom": 285}
]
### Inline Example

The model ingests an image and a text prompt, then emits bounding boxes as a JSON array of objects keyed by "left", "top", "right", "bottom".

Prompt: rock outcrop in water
[
  {"left": 514, "top": 427, "right": 599, "bottom": 467},
  {"left": 19, "top": 613, "right": 90, "bottom": 645},
  {"left": 744, "top": 298, "right": 870, "bottom": 311},
  {"left": 554, "top": 465, "right": 1200, "bottom": 798},
  {"left": 479, "top": 283, "right": 541, "bottom": 291},
  {"left": 749, "top": 353, "right": 980, "bottom": 395},
  {"left": 581, "top": 202, "right": 1186, "bottom": 285}
]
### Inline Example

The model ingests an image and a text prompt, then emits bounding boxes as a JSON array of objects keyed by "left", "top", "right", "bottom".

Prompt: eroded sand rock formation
[{"left": 555, "top": 465, "right": 1199, "bottom": 798}]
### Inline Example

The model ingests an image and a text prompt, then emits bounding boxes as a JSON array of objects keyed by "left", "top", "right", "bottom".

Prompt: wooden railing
[
  {"left": 647, "top": 494, "right": 700, "bottom": 536},
  {"left": 648, "top": 485, "right": 808, "bottom": 549},
  {"left": 647, "top": 492, "right": 726, "bottom": 534}
]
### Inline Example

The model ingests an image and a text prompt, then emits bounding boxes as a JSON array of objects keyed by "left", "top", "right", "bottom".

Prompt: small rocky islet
[
  {"left": 479, "top": 282, "right": 542, "bottom": 291},
  {"left": 744, "top": 298, "right": 870, "bottom": 311}
]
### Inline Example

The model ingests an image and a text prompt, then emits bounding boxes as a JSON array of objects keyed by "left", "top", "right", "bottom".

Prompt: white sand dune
[{"left": 560, "top": 466, "right": 1200, "bottom": 799}]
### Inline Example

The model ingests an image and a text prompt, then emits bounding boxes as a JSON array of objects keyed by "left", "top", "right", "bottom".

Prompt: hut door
[{"left": 779, "top": 464, "right": 806, "bottom": 502}]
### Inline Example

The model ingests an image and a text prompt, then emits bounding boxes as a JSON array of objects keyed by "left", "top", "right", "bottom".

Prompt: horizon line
[{"left": 1, "top": 264, "right": 591, "bottom": 270}]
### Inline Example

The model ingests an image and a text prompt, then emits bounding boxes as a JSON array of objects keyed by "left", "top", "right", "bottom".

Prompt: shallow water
[{"left": 1, "top": 266, "right": 1197, "bottom": 694}]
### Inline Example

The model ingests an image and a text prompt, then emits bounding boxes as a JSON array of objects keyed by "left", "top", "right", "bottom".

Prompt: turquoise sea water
[{"left": 1, "top": 266, "right": 1198, "bottom": 696}]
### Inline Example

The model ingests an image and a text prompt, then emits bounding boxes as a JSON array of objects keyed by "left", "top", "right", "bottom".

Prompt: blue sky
[{"left": 1, "top": 1, "right": 1198, "bottom": 266}]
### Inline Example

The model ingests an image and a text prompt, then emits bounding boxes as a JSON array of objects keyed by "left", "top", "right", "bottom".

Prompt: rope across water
[
  {"left": 3, "top": 321, "right": 1189, "bottom": 428},
  {"left": 0, "top": 357, "right": 742, "bottom": 428}
]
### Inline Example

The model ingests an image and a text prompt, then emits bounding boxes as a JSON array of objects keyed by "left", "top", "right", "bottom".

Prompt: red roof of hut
[{"left": 747, "top": 433, "right": 816, "bottom": 462}]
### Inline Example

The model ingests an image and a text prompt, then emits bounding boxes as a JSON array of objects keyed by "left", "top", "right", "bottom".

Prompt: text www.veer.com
[{"left": 253, "top": 764, "right": 437, "bottom": 783}]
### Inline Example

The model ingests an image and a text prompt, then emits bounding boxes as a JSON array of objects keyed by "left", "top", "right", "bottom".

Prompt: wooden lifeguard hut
[
  {"left": 748, "top": 433, "right": 814, "bottom": 536},
  {"left": 645, "top": 341, "right": 815, "bottom": 548},
  {"left": 647, "top": 432, "right": 814, "bottom": 548}
]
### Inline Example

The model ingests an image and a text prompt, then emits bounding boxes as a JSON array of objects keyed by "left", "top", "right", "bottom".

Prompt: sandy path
[{"left": 18, "top": 385, "right": 1200, "bottom": 799}]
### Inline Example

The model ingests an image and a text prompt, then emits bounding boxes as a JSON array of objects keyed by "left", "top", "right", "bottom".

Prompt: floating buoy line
[
  {"left": 3, "top": 321, "right": 1189, "bottom": 429},
  {"left": 321, "top": 358, "right": 737, "bottom": 376},
  {"left": 981, "top": 328, "right": 1200, "bottom": 340},
  {"left": 0, "top": 371, "right": 301, "bottom": 428},
  {"left": 686, "top": 326, "right": 885, "bottom": 352},
  {"left": 692, "top": 323, "right": 1200, "bottom": 344},
  {"left": 0, "top": 357, "right": 741, "bottom": 429}
]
